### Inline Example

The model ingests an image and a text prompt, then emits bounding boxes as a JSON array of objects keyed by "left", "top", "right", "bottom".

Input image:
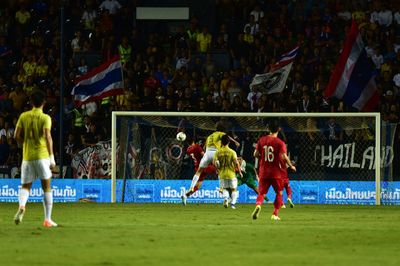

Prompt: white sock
[
  {"left": 190, "top": 174, "right": 200, "bottom": 190},
  {"left": 231, "top": 191, "right": 238, "bottom": 205},
  {"left": 19, "top": 189, "right": 30, "bottom": 209},
  {"left": 43, "top": 192, "right": 53, "bottom": 221}
]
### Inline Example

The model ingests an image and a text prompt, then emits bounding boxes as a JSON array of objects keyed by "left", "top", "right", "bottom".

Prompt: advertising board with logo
[
  {"left": 0, "top": 179, "right": 111, "bottom": 203},
  {"left": 0, "top": 179, "right": 399, "bottom": 205}
]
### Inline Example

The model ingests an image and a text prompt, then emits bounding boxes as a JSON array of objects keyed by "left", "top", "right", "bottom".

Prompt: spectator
[
  {"left": 202, "top": 53, "right": 217, "bottom": 78},
  {"left": 64, "top": 132, "right": 80, "bottom": 164},
  {"left": 118, "top": 36, "right": 132, "bottom": 64},
  {"left": 77, "top": 57, "right": 89, "bottom": 76},
  {"left": 196, "top": 26, "right": 212, "bottom": 53},
  {"left": 243, "top": 15, "right": 259, "bottom": 35},
  {"left": 8, "top": 85, "right": 27, "bottom": 112},
  {"left": 247, "top": 86, "right": 262, "bottom": 111},
  {"left": 175, "top": 49, "right": 191, "bottom": 71},
  {"left": 71, "top": 30, "right": 83, "bottom": 54},
  {"left": 15, "top": 4, "right": 31, "bottom": 36},
  {"left": 36, "top": 57, "right": 49, "bottom": 79},
  {"left": 249, "top": 4, "right": 264, "bottom": 23},
  {"left": 81, "top": 3, "right": 97, "bottom": 31},
  {"left": 99, "top": 0, "right": 122, "bottom": 15}
]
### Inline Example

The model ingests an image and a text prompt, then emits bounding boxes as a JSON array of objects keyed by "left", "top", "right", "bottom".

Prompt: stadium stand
[{"left": 0, "top": 0, "right": 399, "bottom": 178}]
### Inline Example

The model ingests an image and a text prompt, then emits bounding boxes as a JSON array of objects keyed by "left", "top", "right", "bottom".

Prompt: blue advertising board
[
  {"left": 0, "top": 179, "right": 111, "bottom": 203},
  {"left": 0, "top": 179, "right": 399, "bottom": 205},
  {"left": 117, "top": 180, "right": 400, "bottom": 205}
]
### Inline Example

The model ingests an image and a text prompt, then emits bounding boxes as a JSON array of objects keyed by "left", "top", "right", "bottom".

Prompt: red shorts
[
  {"left": 195, "top": 164, "right": 217, "bottom": 182},
  {"left": 282, "top": 178, "right": 289, "bottom": 188},
  {"left": 258, "top": 177, "right": 283, "bottom": 195}
]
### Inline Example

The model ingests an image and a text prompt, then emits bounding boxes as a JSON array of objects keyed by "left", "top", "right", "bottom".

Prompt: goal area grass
[{"left": 0, "top": 203, "right": 399, "bottom": 266}]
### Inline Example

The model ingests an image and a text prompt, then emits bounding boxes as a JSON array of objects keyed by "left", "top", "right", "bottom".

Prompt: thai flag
[
  {"left": 269, "top": 45, "right": 299, "bottom": 72},
  {"left": 324, "top": 20, "right": 379, "bottom": 111},
  {"left": 71, "top": 56, "right": 124, "bottom": 106}
]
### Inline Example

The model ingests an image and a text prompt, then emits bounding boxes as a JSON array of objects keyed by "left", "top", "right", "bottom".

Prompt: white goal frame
[{"left": 111, "top": 112, "right": 381, "bottom": 204}]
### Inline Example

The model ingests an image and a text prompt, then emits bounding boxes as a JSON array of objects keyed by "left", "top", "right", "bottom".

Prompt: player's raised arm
[{"left": 228, "top": 135, "right": 240, "bottom": 147}]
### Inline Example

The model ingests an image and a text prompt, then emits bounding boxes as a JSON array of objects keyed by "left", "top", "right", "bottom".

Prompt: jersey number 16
[{"left": 263, "top": 145, "right": 274, "bottom": 162}]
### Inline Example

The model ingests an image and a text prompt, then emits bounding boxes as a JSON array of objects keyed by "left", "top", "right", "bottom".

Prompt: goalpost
[{"left": 111, "top": 112, "right": 381, "bottom": 205}]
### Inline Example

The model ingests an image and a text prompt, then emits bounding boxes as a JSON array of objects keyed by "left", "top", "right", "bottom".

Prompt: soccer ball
[{"left": 176, "top": 132, "right": 186, "bottom": 142}]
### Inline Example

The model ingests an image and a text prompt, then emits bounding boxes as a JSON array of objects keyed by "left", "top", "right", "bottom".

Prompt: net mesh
[{"left": 115, "top": 114, "right": 378, "bottom": 182}]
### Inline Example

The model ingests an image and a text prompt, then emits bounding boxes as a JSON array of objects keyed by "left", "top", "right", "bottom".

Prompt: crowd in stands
[{"left": 0, "top": 0, "right": 400, "bottom": 176}]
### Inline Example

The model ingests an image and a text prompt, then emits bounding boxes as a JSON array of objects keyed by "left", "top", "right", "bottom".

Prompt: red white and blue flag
[
  {"left": 71, "top": 56, "right": 124, "bottom": 106},
  {"left": 270, "top": 45, "right": 299, "bottom": 72},
  {"left": 324, "top": 20, "right": 379, "bottom": 111}
]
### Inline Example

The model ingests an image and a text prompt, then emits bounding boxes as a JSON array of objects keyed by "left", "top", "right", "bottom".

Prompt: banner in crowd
[
  {"left": 71, "top": 140, "right": 144, "bottom": 179},
  {"left": 250, "top": 45, "right": 299, "bottom": 94},
  {"left": 1, "top": 179, "right": 398, "bottom": 205},
  {"left": 71, "top": 141, "right": 113, "bottom": 179},
  {"left": 249, "top": 62, "right": 293, "bottom": 94}
]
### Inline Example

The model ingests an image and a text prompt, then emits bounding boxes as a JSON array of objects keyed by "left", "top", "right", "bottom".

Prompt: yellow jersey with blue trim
[
  {"left": 214, "top": 146, "right": 237, "bottom": 179},
  {"left": 16, "top": 107, "right": 52, "bottom": 161},
  {"left": 205, "top": 131, "right": 225, "bottom": 149}
]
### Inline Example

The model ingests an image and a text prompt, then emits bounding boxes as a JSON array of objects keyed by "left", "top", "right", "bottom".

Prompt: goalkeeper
[{"left": 236, "top": 157, "right": 268, "bottom": 202}]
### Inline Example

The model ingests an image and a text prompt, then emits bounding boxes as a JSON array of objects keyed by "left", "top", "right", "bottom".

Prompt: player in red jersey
[
  {"left": 181, "top": 136, "right": 216, "bottom": 205},
  {"left": 251, "top": 120, "right": 296, "bottom": 221}
]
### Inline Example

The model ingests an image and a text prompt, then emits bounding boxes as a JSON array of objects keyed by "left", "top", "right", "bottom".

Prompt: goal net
[{"left": 111, "top": 112, "right": 383, "bottom": 204}]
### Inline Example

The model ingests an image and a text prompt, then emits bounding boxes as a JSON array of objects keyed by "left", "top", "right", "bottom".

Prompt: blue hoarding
[
  {"left": 0, "top": 179, "right": 399, "bottom": 205},
  {"left": 0, "top": 179, "right": 111, "bottom": 203}
]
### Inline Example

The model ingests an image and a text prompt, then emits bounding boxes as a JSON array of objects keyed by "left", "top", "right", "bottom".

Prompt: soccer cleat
[
  {"left": 287, "top": 198, "right": 294, "bottom": 208},
  {"left": 181, "top": 194, "right": 187, "bottom": 206},
  {"left": 281, "top": 204, "right": 286, "bottom": 209},
  {"left": 271, "top": 215, "right": 281, "bottom": 221},
  {"left": 223, "top": 199, "right": 229, "bottom": 208},
  {"left": 14, "top": 208, "right": 25, "bottom": 225},
  {"left": 251, "top": 205, "right": 261, "bottom": 220},
  {"left": 43, "top": 220, "right": 58, "bottom": 227},
  {"left": 231, "top": 204, "right": 236, "bottom": 209}
]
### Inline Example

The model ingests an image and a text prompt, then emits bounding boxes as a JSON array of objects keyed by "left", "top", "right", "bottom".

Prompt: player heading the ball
[{"left": 184, "top": 121, "right": 240, "bottom": 199}]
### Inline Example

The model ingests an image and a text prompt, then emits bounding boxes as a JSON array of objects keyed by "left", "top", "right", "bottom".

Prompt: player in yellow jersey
[
  {"left": 183, "top": 122, "right": 239, "bottom": 200},
  {"left": 214, "top": 135, "right": 242, "bottom": 209},
  {"left": 13, "top": 90, "right": 57, "bottom": 227}
]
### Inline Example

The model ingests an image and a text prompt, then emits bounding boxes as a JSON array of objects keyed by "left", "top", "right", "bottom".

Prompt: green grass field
[{"left": 1, "top": 203, "right": 399, "bottom": 266}]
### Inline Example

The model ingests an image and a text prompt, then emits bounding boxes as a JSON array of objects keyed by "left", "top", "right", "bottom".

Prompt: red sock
[
  {"left": 273, "top": 193, "right": 283, "bottom": 216},
  {"left": 286, "top": 186, "right": 292, "bottom": 199},
  {"left": 256, "top": 194, "right": 265, "bottom": 206}
]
